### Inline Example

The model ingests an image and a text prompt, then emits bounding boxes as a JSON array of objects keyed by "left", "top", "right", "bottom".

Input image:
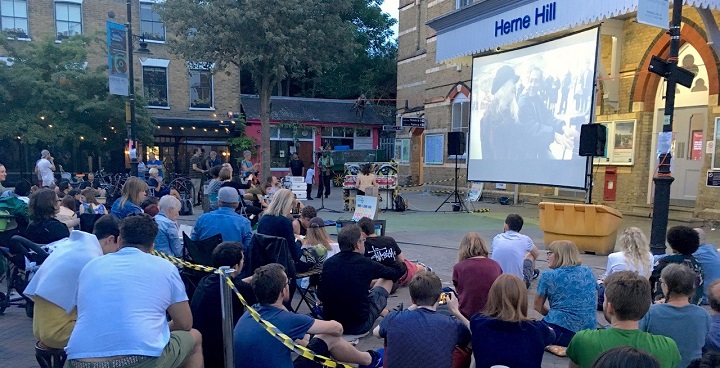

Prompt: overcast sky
[{"left": 380, "top": 0, "right": 399, "bottom": 38}]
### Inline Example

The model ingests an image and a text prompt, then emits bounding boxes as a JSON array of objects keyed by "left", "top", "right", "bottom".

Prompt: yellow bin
[{"left": 538, "top": 202, "right": 623, "bottom": 255}]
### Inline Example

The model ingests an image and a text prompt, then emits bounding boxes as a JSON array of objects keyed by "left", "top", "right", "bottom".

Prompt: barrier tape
[
  {"left": 152, "top": 251, "right": 352, "bottom": 368},
  {"left": 396, "top": 175, "right": 467, "bottom": 188}
]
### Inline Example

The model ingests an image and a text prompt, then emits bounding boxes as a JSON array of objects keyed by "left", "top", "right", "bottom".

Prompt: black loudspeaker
[
  {"left": 579, "top": 124, "right": 607, "bottom": 157},
  {"left": 448, "top": 132, "right": 466, "bottom": 156}
]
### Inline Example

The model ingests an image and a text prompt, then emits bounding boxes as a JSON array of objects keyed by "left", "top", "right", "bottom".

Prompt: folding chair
[
  {"left": 293, "top": 268, "right": 323, "bottom": 318},
  {"left": 181, "top": 233, "right": 222, "bottom": 302},
  {"left": 0, "top": 235, "right": 50, "bottom": 318}
]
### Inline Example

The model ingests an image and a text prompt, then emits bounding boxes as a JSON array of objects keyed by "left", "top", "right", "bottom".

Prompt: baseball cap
[{"left": 218, "top": 187, "right": 239, "bottom": 203}]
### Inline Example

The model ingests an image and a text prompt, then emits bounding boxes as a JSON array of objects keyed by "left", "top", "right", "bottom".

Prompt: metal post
[
  {"left": 126, "top": 0, "right": 138, "bottom": 177},
  {"left": 219, "top": 266, "right": 235, "bottom": 368},
  {"left": 649, "top": 1, "right": 682, "bottom": 255}
]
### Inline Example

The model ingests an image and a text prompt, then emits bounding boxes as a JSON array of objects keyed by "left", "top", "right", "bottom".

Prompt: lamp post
[{"left": 126, "top": 0, "right": 138, "bottom": 177}]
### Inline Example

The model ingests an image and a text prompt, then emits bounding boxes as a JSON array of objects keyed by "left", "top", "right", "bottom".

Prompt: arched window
[{"left": 451, "top": 92, "right": 469, "bottom": 156}]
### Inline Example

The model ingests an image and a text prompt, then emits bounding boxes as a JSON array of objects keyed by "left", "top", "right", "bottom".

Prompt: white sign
[
  {"left": 352, "top": 195, "right": 378, "bottom": 222},
  {"left": 708, "top": 140, "right": 715, "bottom": 154},
  {"left": 469, "top": 182, "right": 484, "bottom": 201},
  {"left": 637, "top": 0, "right": 669, "bottom": 30}
]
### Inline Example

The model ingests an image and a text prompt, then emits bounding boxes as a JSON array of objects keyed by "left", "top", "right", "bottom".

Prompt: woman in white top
[
  {"left": 355, "top": 163, "right": 376, "bottom": 196},
  {"left": 601, "top": 227, "right": 654, "bottom": 279}
]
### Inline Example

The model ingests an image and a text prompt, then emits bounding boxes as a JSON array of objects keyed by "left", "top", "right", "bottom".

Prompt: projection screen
[{"left": 467, "top": 28, "right": 600, "bottom": 189}]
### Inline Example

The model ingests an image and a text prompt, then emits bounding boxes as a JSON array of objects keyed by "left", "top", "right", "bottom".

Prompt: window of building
[
  {"left": 55, "top": 2, "right": 82, "bottom": 39},
  {"left": 1, "top": 0, "right": 28, "bottom": 38},
  {"left": 143, "top": 66, "right": 169, "bottom": 108},
  {"left": 189, "top": 69, "right": 213, "bottom": 109},
  {"left": 456, "top": 0, "right": 472, "bottom": 9},
  {"left": 451, "top": 92, "right": 470, "bottom": 156},
  {"left": 395, "top": 138, "right": 410, "bottom": 163},
  {"left": 140, "top": 2, "right": 165, "bottom": 42}
]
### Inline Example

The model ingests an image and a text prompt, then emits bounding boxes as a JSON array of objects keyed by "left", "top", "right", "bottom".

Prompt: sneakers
[
  {"left": 360, "top": 348, "right": 384, "bottom": 368},
  {"left": 533, "top": 269, "right": 540, "bottom": 280}
]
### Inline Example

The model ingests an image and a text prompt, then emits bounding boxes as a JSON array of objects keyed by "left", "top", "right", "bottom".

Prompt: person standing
[
  {"left": 288, "top": 153, "right": 304, "bottom": 177},
  {"left": 305, "top": 164, "right": 315, "bottom": 201},
  {"left": 206, "top": 151, "right": 222, "bottom": 170},
  {"left": 355, "top": 163, "right": 377, "bottom": 196},
  {"left": 189, "top": 148, "right": 205, "bottom": 205},
  {"left": 147, "top": 152, "right": 164, "bottom": 181},
  {"left": 36, "top": 149, "right": 56, "bottom": 187},
  {"left": 241, "top": 150, "right": 258, "bottom": 181},
  {"left": 316, "top": 151, "right": 333, "bottom": 199}
]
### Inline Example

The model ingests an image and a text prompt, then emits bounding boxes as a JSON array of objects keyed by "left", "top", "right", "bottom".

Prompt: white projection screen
[{"left": 468, "top": 28, "right": 600, "bottom": 189}]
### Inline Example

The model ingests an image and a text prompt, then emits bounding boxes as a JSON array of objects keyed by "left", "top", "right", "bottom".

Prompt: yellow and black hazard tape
[
  {"left": 396, "top": 175, "right": 467, "bottom": 189},
  {"left": 473, "top": 209, "right": 490, "bottom": 213},
  {"left": 152, "top": 250, "right": 352, "bottom": 368}
]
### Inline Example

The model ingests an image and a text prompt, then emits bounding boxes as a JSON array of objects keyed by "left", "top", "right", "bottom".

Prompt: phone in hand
[{"left": 438, "top": 292, "right": 451, "bottom": 305}]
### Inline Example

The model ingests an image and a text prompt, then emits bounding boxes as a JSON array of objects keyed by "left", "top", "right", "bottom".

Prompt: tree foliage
[
  {"left": 159, "top": 0, "right": 359, "bottom": 178},
  {"left": 0, "top": 35, "right": 154, "bottom": 171}
]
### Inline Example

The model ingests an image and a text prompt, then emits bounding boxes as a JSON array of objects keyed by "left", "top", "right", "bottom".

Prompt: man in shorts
[
  {"left": 357, "top": 217, "right": 428, "bottom": 287},
  {"left": 319, "top": 224, "right": 405, "bottom": 335},
  {"left": 65, "top": 214, "right": 203, "bottom": 368},
  {"left": 491, "top": 214, "right": 540, "bottom": 288},
  {"left": 234, "top": 263, "right": 383, "bottom": 368}
]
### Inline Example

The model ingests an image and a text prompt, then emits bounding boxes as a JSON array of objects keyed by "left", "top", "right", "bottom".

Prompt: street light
[{"left": 125, "top": 0, "right": 151, "bottom": 177}]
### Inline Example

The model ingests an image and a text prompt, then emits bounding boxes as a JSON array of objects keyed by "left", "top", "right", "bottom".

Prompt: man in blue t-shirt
[
  {"left": 693, "top": 228, "right": 720, "bottom": 303},
  {"left": 233, "top": 263, "right": 384, "bottom": 368},
  {"left": 376, "top": 272, "right": 470, "bottom": 368},
  {"left": 147, "top": 152, "right": 164, "bottom": 180}
]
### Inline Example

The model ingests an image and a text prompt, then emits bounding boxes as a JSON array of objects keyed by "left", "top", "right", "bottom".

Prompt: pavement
[{"left": 2, "top": 188, "right": 719, "bottom": 368}]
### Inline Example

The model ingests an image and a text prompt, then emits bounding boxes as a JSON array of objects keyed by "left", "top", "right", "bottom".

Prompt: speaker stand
[
  {"left": 435, "top": 156, "right": 469, "bottom": 212},
  {"left": 584, "top": 155, "right": 593, "bottom": 204}
]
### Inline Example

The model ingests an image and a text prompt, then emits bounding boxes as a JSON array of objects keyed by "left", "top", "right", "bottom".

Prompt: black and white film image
[{"left": 468, "top": 29, "right": 599, "bottom": 189}]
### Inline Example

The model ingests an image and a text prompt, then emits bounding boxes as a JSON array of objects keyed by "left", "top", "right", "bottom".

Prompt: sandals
[{"left": 546, "top": 345, "right": 567, "bottom": 357}]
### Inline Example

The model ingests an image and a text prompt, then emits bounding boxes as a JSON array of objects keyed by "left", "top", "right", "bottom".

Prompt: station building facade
[{"left": 396, "top": 0, "right": 720, "bottom": 220}]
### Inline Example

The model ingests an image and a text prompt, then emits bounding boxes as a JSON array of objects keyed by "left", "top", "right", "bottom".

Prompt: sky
[{"left": 380, "top": 0, "right": 400, "bottom": 38}]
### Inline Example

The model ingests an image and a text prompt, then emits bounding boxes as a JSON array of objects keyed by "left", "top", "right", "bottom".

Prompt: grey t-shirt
[
  {"left": 491, "top": 231, "right": 534, "bottom": 279},
  {"left": 640, "top": 303, "right": 711, "bottom": 368}
]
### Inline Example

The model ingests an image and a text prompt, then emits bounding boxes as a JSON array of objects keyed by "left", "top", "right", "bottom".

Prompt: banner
[{"left": 107, "top": 21, "right": 129, "bottom": 96}]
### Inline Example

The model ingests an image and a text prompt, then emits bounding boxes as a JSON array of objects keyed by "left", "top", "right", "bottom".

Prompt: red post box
[{"left": 604, "top": 166, "right": 617, "bottom": 201}]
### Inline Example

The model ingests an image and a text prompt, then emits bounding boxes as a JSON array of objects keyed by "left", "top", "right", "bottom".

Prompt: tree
[
  {"left": 159, "top": 0, "right": 358, "bottom": 179},
  {"left": 0, "top": 35, "right": 154, "bottom": 172}
]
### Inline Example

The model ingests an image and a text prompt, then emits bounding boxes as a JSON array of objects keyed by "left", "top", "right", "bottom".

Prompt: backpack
[
  {"left": 394, "top": 195, "right": 406, "bottom": 212},
  {"left": 180, "top": 198, "right": 193, "bottom": 216}
]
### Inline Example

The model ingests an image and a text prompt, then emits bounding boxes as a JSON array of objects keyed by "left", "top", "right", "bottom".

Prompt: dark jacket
[{"left": 246, "top": 233, "right": 296, "bottom": 279}]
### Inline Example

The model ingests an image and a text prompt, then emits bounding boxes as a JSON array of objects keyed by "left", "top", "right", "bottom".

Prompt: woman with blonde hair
[
  {"left": 452, "top": 232, "right": 502, "bottom": 318},
  {"left": 257, "top": 189, "right": 301, "bottom": 261},
  {"left": 79, "top": 188, "right": 106, "bottom": 215},
  {"left": 534, "top": 240, "right": 597, "bottom": 355},
  {"left": 110, "top": 176, "right": 148, "bottom": 219},
  {"left": 471, "top": 274, "right": 555, "bottom": 368},
  {"left": 601, "top": 227, "right": 653, "bottom": 279}
]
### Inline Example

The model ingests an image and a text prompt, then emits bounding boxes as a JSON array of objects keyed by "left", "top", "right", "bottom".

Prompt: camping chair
[
  {"left": 293, "top": 268, "right": 323, "bottom": 318},
  {"left": 79, "top": 213, "right": 104, "bottom": 233},
  {"left": 181, "top": 233, "right": 222, "bottom": 302}
]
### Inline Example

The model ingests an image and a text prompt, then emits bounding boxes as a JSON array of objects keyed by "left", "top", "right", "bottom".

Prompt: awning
[{"left": 429, "top": 0, "right": 720, "bottom": 63}]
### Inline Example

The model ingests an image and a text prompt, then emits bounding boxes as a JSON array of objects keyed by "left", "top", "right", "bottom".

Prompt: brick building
[
  {"left": 1, "top": 0, "right": 241, "bottom": 175},
  {"left": 396, "top": 0, "right": 720, "bottom": 220}
]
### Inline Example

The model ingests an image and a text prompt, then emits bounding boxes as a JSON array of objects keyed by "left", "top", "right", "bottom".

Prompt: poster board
[
  {"left": 468, "top": 182, "right": 484, "bottom": 201},
  {"left": 594, "top": 120, "right": 637, "bottom": 166},
  {"left": 352, "top": 195, "right": 378, "bottom": 221}
]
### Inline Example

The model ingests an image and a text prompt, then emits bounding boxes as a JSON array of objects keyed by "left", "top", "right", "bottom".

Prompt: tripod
[
  {"left": 435, "top": 156, "right": 469, "bottom": 212},
  {"left": 316, "top": 172, "right": 342, "bottom": 213}
]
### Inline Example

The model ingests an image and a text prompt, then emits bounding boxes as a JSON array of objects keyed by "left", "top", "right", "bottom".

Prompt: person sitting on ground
[
  {"left": 590, "top": 346, "right": 661, "bottom": 368},
  {"left": 293, "top": 206, "right": 316, "bottom": 236},
  {"left": 491, "top": 214, "right": 540, "bottom": 288},
  {"left": 2, "top": 179, "right": 32, "bottom": 204},
  {"left": 470, "top": 274, "right": 555, "bottom": 368},
  {"left": 303, "top": 217, "right": 340, "bottom": 259},
  {"left": 693, "top": 228, "right": 720, "bottom": 303},
  {"left": 192, "top": 187, "right": 252, "bottom": 249},
  {"left": 141, "top": 197, "right": 160, "bottom": 217},
  {"left": 318, "top": 224, "right": 405, "bottom": 335},
  {"left": 68, "top": 189, "right": 82, "bottom": 210},
  {"left": 79, "top": 188, "right": 106, "bottom": 215},
  {"left": 56, "top": 195, "right": 80, "bottom": 230},
  {"left": 256, "top": 189, "right": 302, "bottom": 262},
  {"left": 705, "top": 279, "right": 720, "bottom": 353},
  {"left": 265, "top": 175, "right": 283, "bottom": 195},
  {"left": 453, "top": 232, "right": 502, "bottom": 319},
  {"left": 234, "top": 263, "right": 384, "bottom": 368},
  {"left": 357, "top": 217, "right": 427, "bottom": 288},
  {"left": 651, "top": 225, "right": 704, "bottom": 304},
  {"left": 375, "top": 272, "right": 470, "bottom": 368},
  {"left": 640, "top": 263, "right": 711, "bottom": 368},
  {"left": 688, "top": 351, "right": 720, "bottom": 368},
  {"left": 154, "top": 195, "right": 183, "bottom": 258},
  {"left": 26, "top": 189, "right": 70, "bottom": 245},
  {"left": 24, "top": 215, "right": 119, "bottom": 349},
  {"left": 55, "top": 180, "right": 70, "bottom": 199},
  {"left": 110, "top": 176, "right": 148, "bottom": 219},
  {"left": 566, "top": 271, "right": 680, "bottom": 368},
  {"left": 355, "top": 163, "right": 377, "bottom": 196},
  {"left": 601, "top": 227, "right": 654, "bottom": 280},
  {"left": 65, "top": 214, "right": 204, "bottom": 368},
  {"left": 534, "top": 240, "right": 598, "bottom": 355},
  {"left": 191, "top": 242, "right": 256, "bottom": 368}
]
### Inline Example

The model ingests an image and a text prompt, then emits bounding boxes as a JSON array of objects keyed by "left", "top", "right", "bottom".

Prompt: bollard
[{"left": 219, "top": 266, "right": 235, "bottom": 368}]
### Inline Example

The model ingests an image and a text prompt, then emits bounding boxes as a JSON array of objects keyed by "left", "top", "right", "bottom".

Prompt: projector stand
[{"left": 436, "top": 156, "right": 469, "bottom": 212}]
